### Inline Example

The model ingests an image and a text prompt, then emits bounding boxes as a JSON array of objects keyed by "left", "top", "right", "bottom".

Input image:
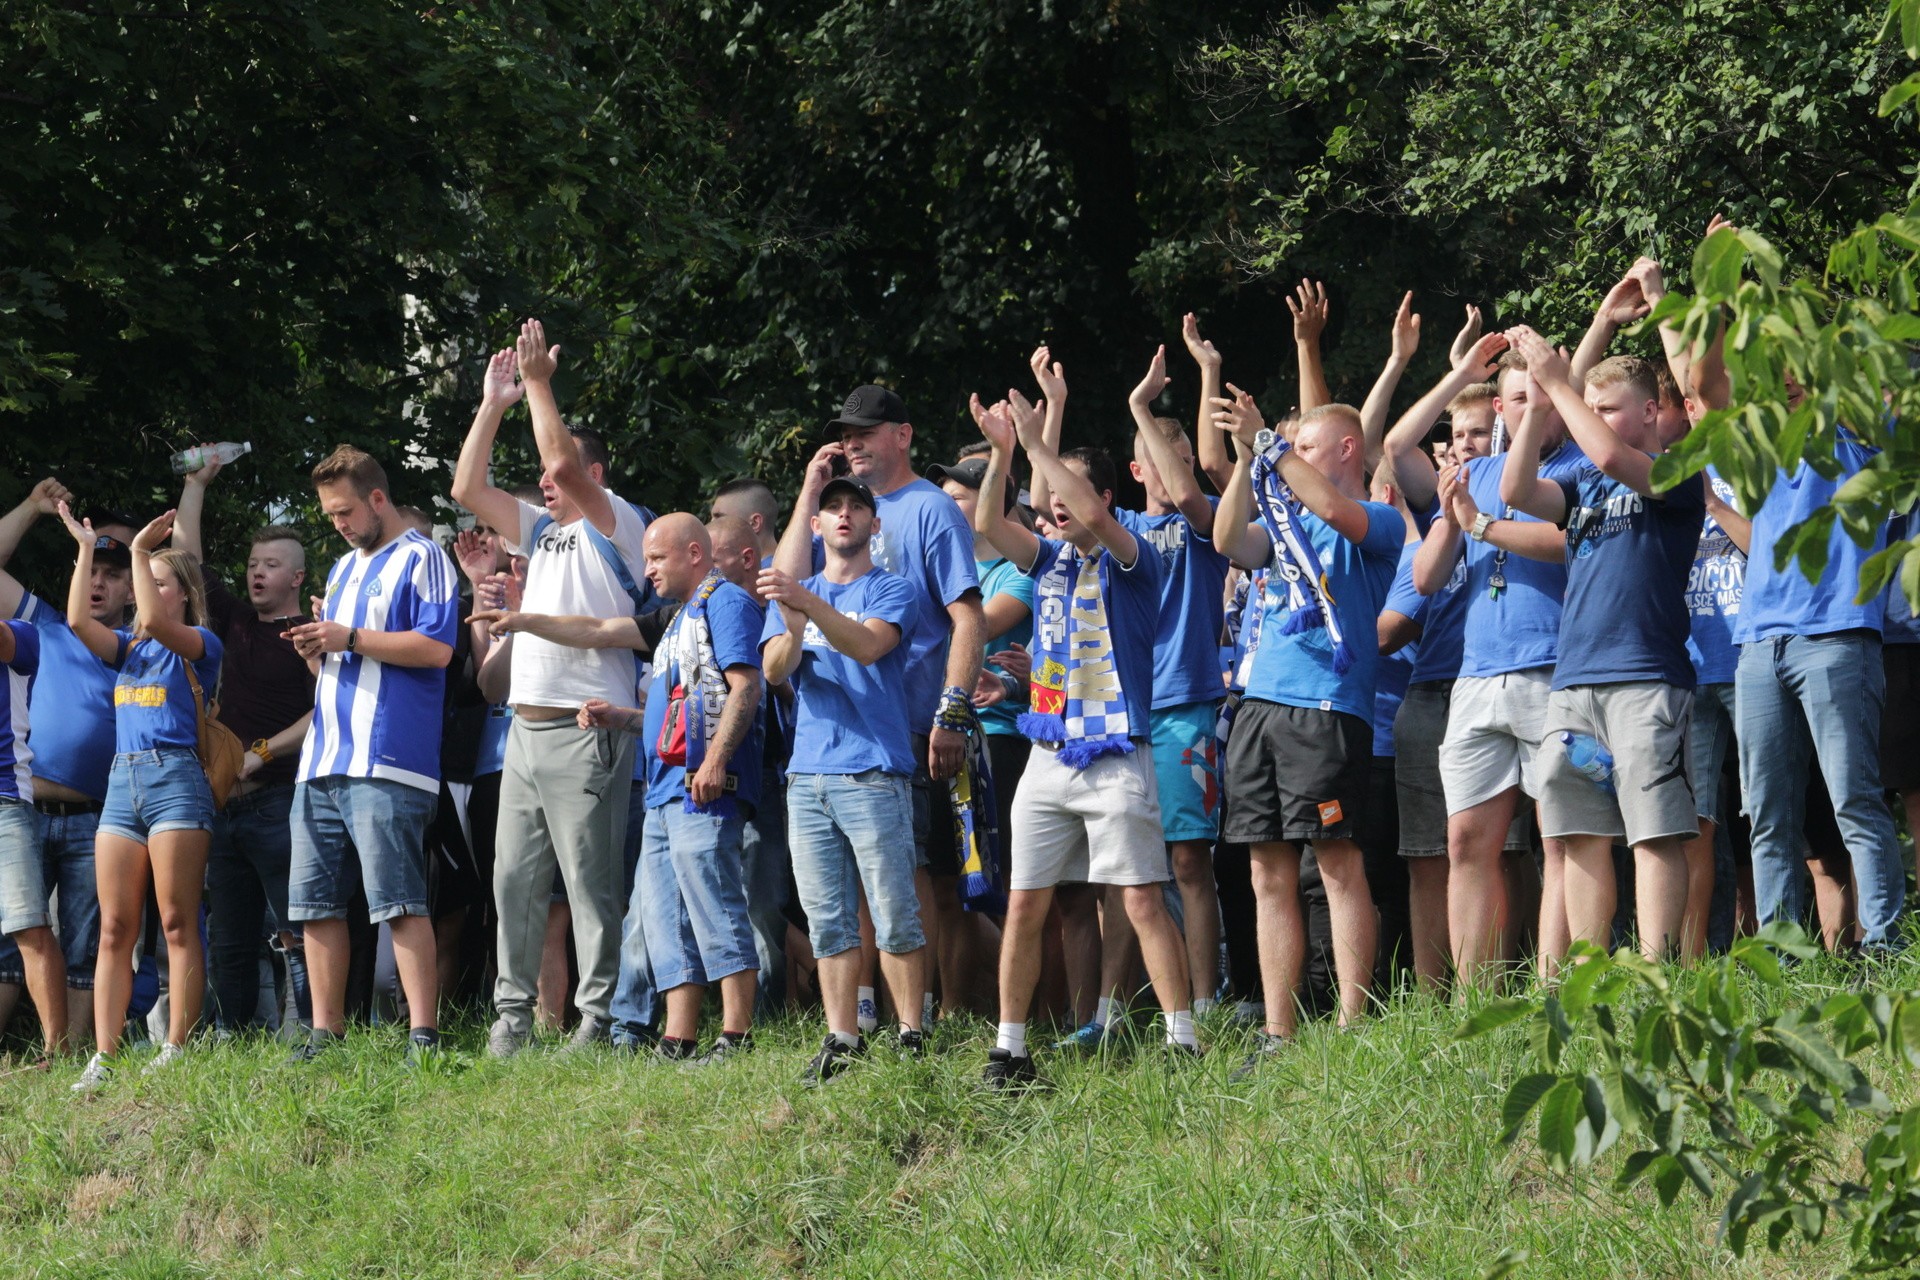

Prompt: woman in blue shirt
[{"left": 59, "top": 505, "right": 222, "bottom": 1091}]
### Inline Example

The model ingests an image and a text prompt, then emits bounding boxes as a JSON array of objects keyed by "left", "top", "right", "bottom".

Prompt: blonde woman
[{"left": 57, "top": 504, "right": 223, "bottom": 1091}]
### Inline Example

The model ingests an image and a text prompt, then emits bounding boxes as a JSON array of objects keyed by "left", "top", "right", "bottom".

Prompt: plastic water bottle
[
  {"left": 1560, "top": 731, "right": 1616, "bottom": 795},
  {"left": 170, "top": 441, "right": 252, "bottom": 474}
]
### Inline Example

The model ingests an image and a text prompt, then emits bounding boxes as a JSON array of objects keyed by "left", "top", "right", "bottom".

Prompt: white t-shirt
[{"left": 508, "top": 493, "right": 650, "bottom": 708}]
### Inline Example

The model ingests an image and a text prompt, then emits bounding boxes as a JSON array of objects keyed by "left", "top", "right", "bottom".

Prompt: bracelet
[
  {"left": 999, "top": 673, "right": 1024, "bottom": 701},
  {"left": 934, "top": 685, "right": 973, "bottom": 733},
  {"left": 346, "top": 627, "right": 359, "bottom": 653}
]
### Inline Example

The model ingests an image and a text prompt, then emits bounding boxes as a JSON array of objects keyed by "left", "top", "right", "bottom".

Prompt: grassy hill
[{"left": 0, "top": 955, "right": 1890, "bottom": 1279}]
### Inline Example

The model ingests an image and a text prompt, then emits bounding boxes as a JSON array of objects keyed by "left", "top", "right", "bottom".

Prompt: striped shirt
[
  {"left": 1, "top": 619, "right": 39, "bottom": 802},
  {"left": 298, "top": 530, "right": 460, "bottom": 792}
]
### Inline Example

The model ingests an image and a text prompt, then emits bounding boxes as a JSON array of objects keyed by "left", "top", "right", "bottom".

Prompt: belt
[{"left": 34, "top": 797, "right": 103, "bottom": 817}]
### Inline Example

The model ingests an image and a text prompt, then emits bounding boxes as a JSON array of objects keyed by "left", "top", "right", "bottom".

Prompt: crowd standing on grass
[{"left": 4, "top": 217, "right": 1920, "bottom": 1093}]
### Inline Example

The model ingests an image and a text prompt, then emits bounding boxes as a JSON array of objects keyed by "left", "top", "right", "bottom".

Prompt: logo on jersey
[{"left": 363, "top": 578, "right": 384, "bottom": 597}]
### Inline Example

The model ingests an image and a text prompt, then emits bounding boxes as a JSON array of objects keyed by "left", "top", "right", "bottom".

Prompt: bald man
[{"left": 706, "top": 515, "right": 763, "bottom": 596}]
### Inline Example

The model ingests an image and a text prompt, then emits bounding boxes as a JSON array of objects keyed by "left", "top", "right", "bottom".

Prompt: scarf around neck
[
  {"left": 1017, "top": 544, "right": 1135, "bottom": 769},
  {"left": 664, "top": 571, "right": 734, "bottom": 817},
  {"left": 1250, "top": 445, "right": 1356, "bottom": 677}
]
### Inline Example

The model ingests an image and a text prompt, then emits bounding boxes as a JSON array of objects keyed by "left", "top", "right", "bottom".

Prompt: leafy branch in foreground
[{"left": 1463, "top": 925, "right": 1920, "bottom": 1272}]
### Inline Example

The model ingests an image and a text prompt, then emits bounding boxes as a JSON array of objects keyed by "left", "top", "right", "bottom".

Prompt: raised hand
[
  {"left": 1181, "top": 313, "right": 1221, "bottom": 369},
  {"left": 1029, "top": 345, "right": 1068, "bottom": 406},
  {"left": 131, "top": 510, "right": 176, "bottom": 553},
  {"left": 1438, "top": 462, "right": 1480, "bottom": 529},
  {"left": 1209, "top": 383, "right": 1266, "bottom": 448},
  {"left": 1130, "top": 344, "right": 1171, "bottom": 407},
  {"left": 1704, "top": 212, "right": 1738, "bottom": 239},
  {"left": 1458, "top": 331, "right": 1511, "bottom": 382},
  {"left": 56, "top": 500, "right": 94, "bottom": 549},
  {"left": 755, "top": 566, "right": 811, "bottom": 612},
  {"left": 969, "top": 394, "right": 1016, "bottom": 455},
  {"left": 802, "top": 442, "right": 845, "bottom": 495},
  {"left": 1626, "top": 256, "right": 1667, "bottom": 306},
  {"left": 28, "top": 477, "right": 71, "bottom": 516},
  {"left": 482, "top": 349, "right": 524, "bottom": 409},
  {"left": 1007, "top": 389, "right": 1047, "bottom": 451},
  {"left": 515, "top": 318, "right": 560, "bottom": 384},
  {"left": 1505, "top": 327, "right": 1571, "bottom": 388},
  {"left": 1449, "top": 304, "right": 1485, "bottom": 369},
  {"left": 1286, "top": 279, "right": 1330, "bottom": 343},
  {"left": 1595, "top": 275, "right": 1650, "bottom": 327},
  {"left": 1390, "top": 292, "right": 1422, "bottom": 363},
  {"left": 453, "top": 528, "right": 498, "bottom": 584},
  {"left": 182, "top": 442, "right": 224, "bottom": 488}
]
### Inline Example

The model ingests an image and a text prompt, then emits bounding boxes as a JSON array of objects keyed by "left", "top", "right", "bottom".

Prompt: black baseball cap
[
  {"left": 92, "top": 534, "right": 132, "bottom": 566},
  {"left": 924, "top": 457, "right": 1015, "bottom": 514},
  {"left": 825, "top": 384, "right": 909, "bottom": 437},
  {"left": 819, "top": 476, "right": 877, "bottom": 512}
]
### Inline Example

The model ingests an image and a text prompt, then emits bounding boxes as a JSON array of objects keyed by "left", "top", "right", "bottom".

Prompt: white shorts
[
  {"left": 1438, "top": 667, "right": 1554, "bottom": 814},
  {"left": 1538, "top": 682, "right": 1697, "bottom": 846},
  {"left": 1009, "top": 746, "right": 1169, "bottom": 890}
]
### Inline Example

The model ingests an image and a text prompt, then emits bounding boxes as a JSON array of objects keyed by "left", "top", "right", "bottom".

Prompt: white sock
[
  {"left": 996, "top": 1022, "right": 1028, "bottom": 1057},
  {"left": 1193, "top": 997, "right": 1217, "bottom": 1017},
  {"left": 856, "top": 987, "right": 877, "bottom": 1032},
  {"left": 1093, "top": 996, "right": 1119, "bottom": 1028},
  {"left": 1165, "top": 1009, "right": 1197, "bottom": 1048},
  {"left": 831, "top": 1029, "right": 861, "bottom": 1049}
]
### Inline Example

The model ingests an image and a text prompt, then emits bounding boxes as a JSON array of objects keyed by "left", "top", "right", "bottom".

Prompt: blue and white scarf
[
  {"left": 1017, "top": 545, "right": 1134, "bottom": 769},
  {"left": 662, "top": 571, "right": 733, "bottom": 817},
  {"left": 1250, "top": 442, "right": 1356, "bottom": 676}
]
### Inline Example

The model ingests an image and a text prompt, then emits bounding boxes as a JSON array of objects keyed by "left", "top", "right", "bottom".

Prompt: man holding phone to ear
[{"left": 174, "top": 461, "right": 318, "bottom": 1035}]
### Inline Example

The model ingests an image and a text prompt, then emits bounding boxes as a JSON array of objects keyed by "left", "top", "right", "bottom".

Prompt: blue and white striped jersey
[{"left": 0, "top": 619, "right": 39, "bottom": 802}]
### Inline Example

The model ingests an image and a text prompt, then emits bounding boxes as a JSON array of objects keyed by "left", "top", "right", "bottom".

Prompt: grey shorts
[
  {"left": 1538, "top": 682, "right": 1697, "bottom": 846},
  {"left": 1438, "top": 668, "right": 1554, "bottom": 815},
  {"left": 1395, "top": 683, "right": 1529, "bottom": 858},
  {"left": 1009, "top": 745, "right": 1169, "bottom": 891}
]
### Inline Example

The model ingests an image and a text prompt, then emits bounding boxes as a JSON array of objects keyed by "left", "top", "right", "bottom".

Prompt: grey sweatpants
[{"left": 492, "top": 716, "right": 634, "bottom": 1034}]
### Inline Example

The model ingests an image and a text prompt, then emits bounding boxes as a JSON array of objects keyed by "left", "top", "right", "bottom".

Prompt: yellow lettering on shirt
[{"left": 114, "top": 685, "right": 170, "bottom": 709}]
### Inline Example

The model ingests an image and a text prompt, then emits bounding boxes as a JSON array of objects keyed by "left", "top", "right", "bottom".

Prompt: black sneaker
[
  {"left": 652, "top": 1036, "right": 699, "bottom": 1063},
  {"left": 981, "top": 1048, "right": 1036, "bottom": 1092},
  {"left": 287, "top": 1028, "right": 339, "bottom": 1065},
  {"left": 802, "top": 1033, "right": 864, "bottom": 1086},
  {"left": 405, "top": 1027, "right": 442, "bottom": 1067},
  {"left": 1230, "top": 1033, "right": 1288, "bottom": 1082},
  {"left": 897, "top": 1028, "right": 927, "bottom": 1059},
  {"left": 1164, "top": 1040, "right": 1202, "bottom": 1065},
  {"left": 687, "top": 1030, "right": 753, "bottom": 1067}
]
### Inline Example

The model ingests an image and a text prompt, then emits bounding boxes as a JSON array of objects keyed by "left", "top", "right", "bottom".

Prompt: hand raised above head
[
  {"left": 1595, "top": 274, "right": 1650, "bottom": 328},
  {"left": 968, "top": 394, "right": 1015, "bottom": 454},
  {"left": 1209, "top": 383, "right": 1265, "bottom": 448},
  {"left": 482, "top": 348, "right": 524, "bottom": 408},
  {"left": 56, "top": 500, "right": 94, "bottom": 549},
  {"left": 1130, "top": 344, "right": 1171, "bottom": 407},
  {"left": 1029, "top": 345, "right": 1067, "bottom": 404},
  {"left": 1449, "top": 304, "right": 1484, "bottom": 369},
  {"left": 514, "top": 319, "right": 560, "bottom": 384},
  {"left": 28, "top": 477, "right": 71, "bottom": 516},
  {"left": 1390, "top": 292, "right": 1421, "bottom": 363},
  {"left": 131, "top": 510, "right": 176, "bottom": 553},
  {"left": 1181, "top": 313, "right": 1221, "bottom": 369},
  {"left": 1007, "top": 389, "right": 1048, "bottom": 450},
  {"left": 1286, "top": 279, "right": 1329, "bottom": 343}
]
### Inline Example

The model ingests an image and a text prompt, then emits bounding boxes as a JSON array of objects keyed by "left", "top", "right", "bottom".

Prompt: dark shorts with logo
[{"left": 1220, "top": 699, "right": 1371, "bottom": 846}]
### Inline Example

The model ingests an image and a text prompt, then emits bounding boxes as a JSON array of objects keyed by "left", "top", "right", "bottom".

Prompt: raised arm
[
  {"left": 1512, "top": 326, "right": 1657, "bottom": 497},
  {"left": 1128, "top": 346, "right": 1213, "bottom": 534},
  {"left": 1182, "top": 313, "right": 1231, "bottom": 492},
  {"left": 1013, "top": 391, "right": 1139, "bottom": 567},
  {"left": 55, "top": 502, "right": 122, "bottom": 662},
  {"left": 516, "top": 319, "right": 615, "bottom": 535},
  {"left": 758, "top": 569, "right": 902, "bottom": 671},
  {"left": 127, "top": 511, "right": 206, "bottom": 660},
  {"left": 1026, "top": 346, "right": 1068, "bottom": 518},
  {"left": 1626, "top": 257, "right": 1691, "bottom": 397},
  {"left": 1287, "top": 280, "right": 1332, "bottom": 412},
  {"left": 1359, "top": 292, "right": 1420, "bottom": 469},
  {"left": 172, "top": 445, "right": 224, "bottom": 563},
  {"left": 1381, "top": 330, "right": 1510, "bottom": 513},
  {"left": 1412, "top": 470, "right": 1467, "bottom": 595},
  {"left": 1497, "top": 371, "right": 1568, "bottom": 524},
  {"left": 1442, "top": 457, "right": 1569, "bottom": 566},
  {"left": 450, "top": 349, "right": 533, "bottom": 538},
  {"left": 774, "top": 445, "right": 837, "bottom": 581},
  {"left": 0, "top": 477, "right": 71, "bottom": 617},
  {"left": 1569, "top": 275, "right": 1651, "bottom": 386},
  {"left": 969, "top": 397, "right": 1041, "bottom": 572},
  {"left": 1208, "top": 385, "right": 1282, "bottom": 570}
]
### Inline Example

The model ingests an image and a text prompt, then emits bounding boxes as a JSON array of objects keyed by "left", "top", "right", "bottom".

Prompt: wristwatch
[
  {"left": 346, "top": 626, "right": 359, "bottom": 653},
  {"left": 1468, "top": 512, "right": 1496, "bottom": 542},
  {"left": 250, "top": 739, "right": 274, "bottom": 764}
]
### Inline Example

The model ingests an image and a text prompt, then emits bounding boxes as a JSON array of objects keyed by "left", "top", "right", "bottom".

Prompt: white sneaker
[
  {"left": 71, "top": 1052, "right": 113, "bottom": 1093},
  {"left": 141, "top": 1042, "right": 186, "bottom": 1076}
]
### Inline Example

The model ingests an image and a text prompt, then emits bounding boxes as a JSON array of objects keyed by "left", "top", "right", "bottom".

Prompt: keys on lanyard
[{"left": 1488, "top": 569, "right": 1506, "bottom": 600}]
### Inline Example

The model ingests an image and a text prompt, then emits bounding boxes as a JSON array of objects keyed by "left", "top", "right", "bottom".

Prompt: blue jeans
[
  {"left": 206, "top": 783, "right": 310, "bottom": 1029},
  {"left": 1736, "top": 634, "right": 1906, "bottom": 947},
  {"left": 610, "top": 781, "right": 657, "bottom": 1045},
  {"left": 36, "top": 807, "right": 101, "bottom": 987},
  {"left": 638, "top": 802, "right": 755, "bottom": 991},
  {"left": 289, "top": 777, "right": 437, "bottom": 923},
  {"left": 741, "top": 778, "right": 790, "bottom": 1015},
  {"left": 788, "top": 772, "right": 922, "bottom": 959}
]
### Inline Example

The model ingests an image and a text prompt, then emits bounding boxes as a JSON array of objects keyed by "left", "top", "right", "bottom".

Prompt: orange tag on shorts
[{"left": 1318, "top": 800, "right": 1344, "bottom": 826}]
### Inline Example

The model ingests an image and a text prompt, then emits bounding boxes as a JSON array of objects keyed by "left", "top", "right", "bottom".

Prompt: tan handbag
[{"left": 183, "top": 660, "right": 245, "bottom": 811}]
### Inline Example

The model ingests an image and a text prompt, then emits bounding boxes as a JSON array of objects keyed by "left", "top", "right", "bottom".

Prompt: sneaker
[
  {"left": 1052, "top": 1019, "right": 1112, "bottom": 1052},
  {"left": 653, "top": 1036, "right": 699, "bottom": 1063},
  {"left": 485, "top": 1018, "right": 528, "bottom": 1060},
  {"left": 287, "top": 1028, "right": 339, "bottom": 1065},
  {"left": 559, "top": 1014, "right": 613, "bottom": 1056},
  {"left": 405, "top": 1028, "right": 442, "bottom": 1067},
  {"left": 802, "top": 1034, "right": 863, "bottom": 1086},
  {"left": 896, "top": 1028, "right": 927, "bottom": 1059},
  {"left": 687, "top": 1031, "right": 753, "bottom": 1067},
  {"left": 1230, "top": 1033, "right": 1289, "bottom": 1082},
  {"left": 141, "top": 1042, "right": 186, "bottom": 1076},
  {"left": 981, "top": 1048, "right": 1036, "bottom": 1092},
  {"left": 71, "top": 1052, "right": 113, "bottom": 1094}
]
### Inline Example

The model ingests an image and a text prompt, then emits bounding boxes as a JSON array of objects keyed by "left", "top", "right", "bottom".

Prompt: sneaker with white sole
[
  {"left": 486, "top": 1018, "right": 528, "bottom": 1060},
  {"left": 141, "top": 1042, "right": 186, "bottom": 1076},
  {"left": 71, "top": 1052, "right": 113, "bottom": 1094}
]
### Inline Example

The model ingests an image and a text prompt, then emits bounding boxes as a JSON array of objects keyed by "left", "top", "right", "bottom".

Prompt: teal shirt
[{"left": 977, "top": 557, "right": 1034, "bottom": 737}]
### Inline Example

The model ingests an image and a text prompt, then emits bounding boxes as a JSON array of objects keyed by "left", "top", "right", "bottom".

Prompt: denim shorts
[
  {"left": 1689, "top": 682, "right": 1736, "bottom": 826},
  {"left": 0, "top": 798, "right": 46, "bottom": 933},
  {"left": 638, "top": 802, "right": 755, "bottom": 991},
  {"left": 288, "top": 776, "right": 436, "bottom": 924},
  {"left": 98, "top": 749, "right": 214, "bottom": 844},
  {"left": 787, "top": 771, "right": 922, "bottom": 959},
  {"left": 34, "top": 807, "right": 102, "bottom": 986}
]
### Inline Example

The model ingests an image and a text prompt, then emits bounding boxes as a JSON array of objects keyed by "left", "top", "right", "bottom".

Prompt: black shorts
[
  {"left": 1883, "top": 643, "right": 1920, "bottom": 793},
  {"left": 912, "top": 736, "right": 963, "bottom": 877},
  {"left": 1221, "top": 699, "right": 1371, "bottom": 845}
]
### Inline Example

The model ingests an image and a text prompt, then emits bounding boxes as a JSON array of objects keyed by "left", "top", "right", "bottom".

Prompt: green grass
[{"left": 0, "top": 956, "right": 1898, "bottom": 1280}]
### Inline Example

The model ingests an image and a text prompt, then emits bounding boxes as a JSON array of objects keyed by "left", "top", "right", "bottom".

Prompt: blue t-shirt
[
  {"left": 475, "top": 705, "right": 511, "bottom": 777},
  {"left": 1026, "top": 535, "right": 1164, "bottom": 743},
  {"left": 1244, "top": 499, "right": 1405, "bottom": 720},
  {"left": 762, "top": 569, "right": 917, "bottom": 776},
  {"left": 977, "top": 557, "right": 1034, "bottom": 737},
  {"left": 1552, "top": 461, "right": 1704, "bottom": 690},
  {"left": 1115, "top": 501, "right": 1231, "bottom": 710},
  {"left": 642, "top": 578, "right": 765, "bottom": 810},
  {"left": 15, "top": 592, "right": 118, "bottom": 801},
  {"left": 1456, "top": 441, "right": 1586, "bottom": 679},
  {"left": 111, "top": 629, "right": 224, "bottom": 754},
  {"left": 1374, "top": 544, "right": 1426, "bottom": 756},
  {"left": 1, "top": 619, "right": 40, "bottom": 802},
  {"left": 1884, "top": 513, "right": 1920, "bottom": 644},
  {"left": 836, "top": 479, "right": 980, "bottom": 734},
  {"left": 1407, "top": 541, "right": 1469, "bottom": 684},
  {"left": 1735, "top": 439, "right": 1888, "bottom": 643},
  {"left": 1686, "top": 467, "right": 1746, "bottom": 684}
]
